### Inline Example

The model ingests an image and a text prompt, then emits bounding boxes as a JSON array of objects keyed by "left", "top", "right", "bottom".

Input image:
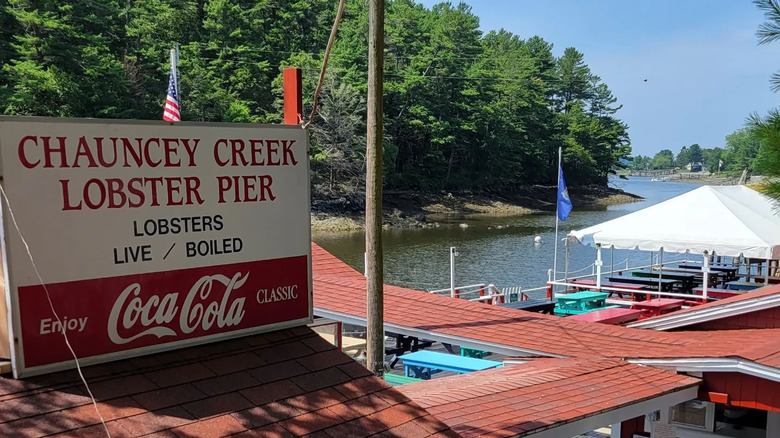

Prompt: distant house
[{"left": 686, "top": 161, "right": 703, "bottom": 172}]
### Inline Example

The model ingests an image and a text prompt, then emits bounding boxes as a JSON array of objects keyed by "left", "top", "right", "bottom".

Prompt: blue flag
[{"left": 557, "top": 165, "right": 572, "bottom": 221}]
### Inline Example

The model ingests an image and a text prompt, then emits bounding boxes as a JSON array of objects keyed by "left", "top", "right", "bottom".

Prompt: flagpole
[
  {"left": 170, "top": 45, "right": 179, "bottom": 106},
  {"left": 553, "top": 147, "right": 561, "bottom": 286}
]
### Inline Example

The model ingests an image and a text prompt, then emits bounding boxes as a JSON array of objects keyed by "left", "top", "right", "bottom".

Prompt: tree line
[
  {"left": 629, "top": 127, "right": 764, "bottom": 174},
  {"left": 1, "top": 0, "right": 632, "bottom": 196}
]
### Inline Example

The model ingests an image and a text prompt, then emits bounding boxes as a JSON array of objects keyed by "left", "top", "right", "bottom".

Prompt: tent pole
[
  {"left": 564, "top": 238, "right": 570, "bottom": 283},
  {"left": 596, "top": 244, "right": 603, "bottom": 289},
  {"left": 610, "top": 245, "right": 614, "bottom": 276},
  {"left": 766, "top": 257, "right": 771, "bottom": 285},
  {"left": 657, "top": 248, "right": 663, "bottom": 298},
  {"left": 552, "top": 147, "right": 562, "bottom": 287},
  {"left": 702, "top": 251, "right": 709, "bottom": 302}
]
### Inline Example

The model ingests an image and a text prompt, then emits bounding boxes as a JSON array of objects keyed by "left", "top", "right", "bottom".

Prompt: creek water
[{"left": 312, "top": 177, "right": 701, "bottom": 295}]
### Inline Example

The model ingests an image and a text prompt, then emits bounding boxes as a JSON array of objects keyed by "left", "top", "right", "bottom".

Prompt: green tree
[
  {"left": 629, "top": 155, "right": 651, "bottom": 171},
  {"left": 310, "top": 77, "right": 366, "bottom": 192},
  {"left": 651, "top": 149, "right": 675, "bottom": 169},
  {"left": 556, "top": 47, "right": 593, "bottom": 113},
  {"left": 702, "top": 147, "right": 725, "bottom": 172},
  {"left": 3, "top": 0, "right": 131, "bottom": 117},
  {"left": 724, "top": 128, "right": 762, "bottom": 172},
  {"left": 676, "top": 146, "right": 690, "bottom": 168},
  {"left": 0, "top": 0, "right": 633, "bottom": 193},
  {"left": 755, "top": 0, "right": 780, "bottom": 91},
  {"left": 751, "top": 110, "right": 780, "bottom": 200},
  {"left": 689, "top": 144, "right": 703, "bottom": 163}
]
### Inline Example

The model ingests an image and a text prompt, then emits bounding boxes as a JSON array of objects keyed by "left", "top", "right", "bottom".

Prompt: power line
[{"left": 188, "top": 56, "right": 601, "bottom": 84}]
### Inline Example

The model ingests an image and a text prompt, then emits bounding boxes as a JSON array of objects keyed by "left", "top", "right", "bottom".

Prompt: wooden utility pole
[{"left": 365, "top": 0, "right": 385, "bottom": 377}]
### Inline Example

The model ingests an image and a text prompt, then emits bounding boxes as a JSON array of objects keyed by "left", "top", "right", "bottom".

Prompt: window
[{"left": 670, "top": 400, "right": 715, "bottom": 431}]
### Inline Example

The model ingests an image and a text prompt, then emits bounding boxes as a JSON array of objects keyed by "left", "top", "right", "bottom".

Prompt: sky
[{"left": 418, "top": 0, "right": 780, "bottom": 157}]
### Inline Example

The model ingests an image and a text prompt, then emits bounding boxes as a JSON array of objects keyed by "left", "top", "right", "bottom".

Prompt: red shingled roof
[
  {"left": 0, "top": 326, "right": 454, "bottom": 437},
  {"left": 312, "top": 243, "right": 780, "bottom": 371},
  {"left": 399, "top": 358, "right": 700, "bottom": 438}
]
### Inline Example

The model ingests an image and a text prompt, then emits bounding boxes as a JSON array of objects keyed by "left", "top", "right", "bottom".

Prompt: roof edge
[
  {"left": 526, "top": 384, "right": 699, "bottom": 438},
  {"left": 313, "top": 307, "right": 565, "bottom": 359},
  {"left": 628, "top": 357, "right": 780, "bottom": 383}
]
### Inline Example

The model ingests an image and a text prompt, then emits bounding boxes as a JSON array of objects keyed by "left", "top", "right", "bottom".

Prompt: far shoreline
[{"left": 311, "top": 185, "right": 643, "bottom": 232}]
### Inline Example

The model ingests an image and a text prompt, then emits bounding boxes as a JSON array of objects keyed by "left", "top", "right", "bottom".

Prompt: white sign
[{"left": 0, "top": 117, "right": 312, "bottom": 377}]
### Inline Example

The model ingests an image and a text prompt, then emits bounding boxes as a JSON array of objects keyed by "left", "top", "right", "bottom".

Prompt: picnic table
[
  {"left": 499, "top": 298, "right": 556, "bottom": 314},
  {"left": 631, "top": 298, "right": 685, "bottom": 318},
  {"left": 384, "top": 374, "right": 423, "bottom": 386},
  {"left": 607, "top": 276, "right": 680, "bottom": 292},
  {"left": 630, "top": 269, "right": 696, "bottom": 292},
  {"left": 400, "top": 350, "right": 501, "bottom": 380},
  {"left": 761, "top": 275, "right": 780, "bottom": 284},
  {"left": 678, "top": 264, "right": 739, "bottom": 281},
  {"left": 570, "top": 278, "right": 648, "bottom": 299},
  {"left": 567, "top": 307, "right": 644, "bottom": 325},
  {"left": 653, "top": 266, "right": 727, "bottom": 286},
  {"left": 554, "top": 291, "right": 610, "bottom": 315},
  {"left": 727, "top": 280, "right": 764, "bottom": 291},
  {"left": 692, "top": 287, "right": 745, "bottom": 300}
]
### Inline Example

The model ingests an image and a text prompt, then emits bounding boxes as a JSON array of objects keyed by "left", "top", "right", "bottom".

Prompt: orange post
[
  {"left": 546, "top": 283, "right": 553, "bottom": 300},
  {"left": 283, "top": 68, "right": 302, "bottom": 125}
]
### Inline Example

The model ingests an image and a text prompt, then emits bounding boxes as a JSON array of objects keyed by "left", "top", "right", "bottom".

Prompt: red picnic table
[
  {"left": 567, "top": 307, "right": 644, "bottom": 325},
  {"left": 692, "top": 287, "right": 745, "bottom": 301},
  {"left": 631, "top": 298, "right": 685, "bottom": 318}
]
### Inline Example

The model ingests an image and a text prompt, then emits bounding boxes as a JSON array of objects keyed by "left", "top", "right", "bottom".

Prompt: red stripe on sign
[{"left": 18, "top": 256, "right": 309, "bottom": 368}]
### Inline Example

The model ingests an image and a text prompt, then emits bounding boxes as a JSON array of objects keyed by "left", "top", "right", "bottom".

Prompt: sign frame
[{"left": 0, "top": 116, "right": 314, "bottom": 378}]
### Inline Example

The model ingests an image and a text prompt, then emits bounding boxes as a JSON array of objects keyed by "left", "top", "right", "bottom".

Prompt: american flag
[{"left": 162, "top": 67, "right": 181, "bottom": 122}]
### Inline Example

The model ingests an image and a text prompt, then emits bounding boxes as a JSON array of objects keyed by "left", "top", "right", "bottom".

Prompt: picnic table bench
[
  {"left": 727, "top": 280, "right": 764, "bottom": 291},
  {"left": 499, "top": 298, "right": 556, "bottom": 314},
  {"left": 759, "top": 275, "right": 780, "bottom": 284},
  {"left": 692, "top": 287, "right": 745, "bottom": 300},
  {"left": 630, "top": 269, "right": 695, "bottom": 292},
  {"left": 678, "top": 264, "right": 739, "bottom": 281},
  {"left": 384, "top": 373, "right": 423, "bottom": 386},
  {"left": 400, "top": 350, "right": 501, "bottom": 380},
  {"left": 460, "top": 347, "right": 492, "bottom": 359},
  {"left": 607, "top": 276, "right": 680, "bottom": 292},
  {"left": 631, "top": 298, "right": 685, "bottom": 318},
  {"left": 567, "top": 307, "right": 644, "bottom": 325},
  {"left": 652, "top": 266, "right": 727, "bottom": 286}
]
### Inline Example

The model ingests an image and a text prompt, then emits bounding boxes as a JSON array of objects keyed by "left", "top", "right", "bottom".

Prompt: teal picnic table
[
  {"left": 554, "top": 291, "right": 611, "bottom": 315},
  {"left": 727, "top": 280, "right": 763, "bottom": 291},
  {"left": 400, "top": 350, "right": 501, "bottom": 380}
]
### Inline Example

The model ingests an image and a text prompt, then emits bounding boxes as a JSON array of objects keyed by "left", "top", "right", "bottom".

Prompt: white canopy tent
[{"left": 566, "top": 185, "right": 780, "bottom": 298}]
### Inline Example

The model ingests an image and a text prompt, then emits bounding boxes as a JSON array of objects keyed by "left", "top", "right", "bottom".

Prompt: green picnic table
[
  {"left": 630, "top": 269, "right": 695, "bottom": 292},
  {"left": 554, "top": 291, "right": 610, "bottom": 315}
]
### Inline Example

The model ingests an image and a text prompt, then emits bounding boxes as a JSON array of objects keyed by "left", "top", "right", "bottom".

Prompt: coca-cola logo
[{"left": 108, "top": 272, "right": 247, "bottom": 345}]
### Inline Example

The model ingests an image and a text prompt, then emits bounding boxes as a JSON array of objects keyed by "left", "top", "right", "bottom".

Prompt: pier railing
[
  {"left": 426, "top": 256, "right": 745, "bottom": 306},
  {"left": 428, "top": 283, "right": 522, "bottom": 304}
]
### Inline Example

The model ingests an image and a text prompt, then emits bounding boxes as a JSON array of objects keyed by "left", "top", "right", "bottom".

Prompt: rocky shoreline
[{"left": 311, "top": 185, "right": 643, "bottom": 231}]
